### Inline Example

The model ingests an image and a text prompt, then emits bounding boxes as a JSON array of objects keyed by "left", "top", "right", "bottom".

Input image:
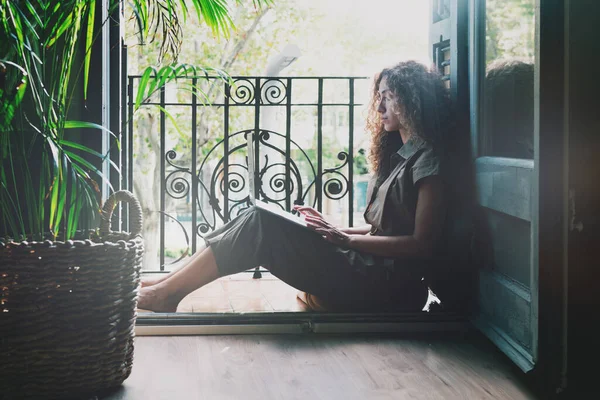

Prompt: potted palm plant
[{"left": 0, "top": 0, "right": 272, "bottom": 398}]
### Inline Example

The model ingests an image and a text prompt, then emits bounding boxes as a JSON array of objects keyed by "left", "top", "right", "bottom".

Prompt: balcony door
[
  {"left": 431, "top": 0, "right": 539, "bottom": 372},
  {"left": 467, "top": 0, "right": 538, "bottom": 372}
]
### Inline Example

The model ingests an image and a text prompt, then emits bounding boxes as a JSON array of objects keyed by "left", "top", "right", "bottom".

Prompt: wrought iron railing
[{"left": 126, "top": 76, "right": 369, "bottom": 271}]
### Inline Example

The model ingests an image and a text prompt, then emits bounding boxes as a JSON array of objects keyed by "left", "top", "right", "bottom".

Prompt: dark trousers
[{"left": 204, "top": 206, "right": 428, "bottom": 312}]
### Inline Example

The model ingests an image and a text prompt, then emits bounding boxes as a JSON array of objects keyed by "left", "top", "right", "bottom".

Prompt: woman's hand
[
  {"left": 303, "top": 214, "right": 351, "bottom": 246},
  {"left": 294, "top": 205, "right": 353, "bottom": 245},
  {"left": 293, "top": 205, "right": 323, "bottom": 218}
]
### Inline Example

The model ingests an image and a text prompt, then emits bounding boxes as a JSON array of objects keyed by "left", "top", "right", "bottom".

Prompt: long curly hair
[{"left": 366, "top": 61, "right": 454, "bottom": 177}]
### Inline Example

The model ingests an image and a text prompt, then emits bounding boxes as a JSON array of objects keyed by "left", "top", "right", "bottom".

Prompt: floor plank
[{"left": 101, "top": 333, "right": 537, "bottom": 400}]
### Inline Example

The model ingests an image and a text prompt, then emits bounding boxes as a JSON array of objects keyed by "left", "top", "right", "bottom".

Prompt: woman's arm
[
  {"left": 305, "top": 176, "right": 446, "bottom": 260},
  {"left": 294, "top": 205, "right": 371, "bottom": 235},
  {"left": 340, "top": 225, "right": 371, "bottom": 235},
  {"left": 347, "top": 176, "right": 446, "bottom": 259}
]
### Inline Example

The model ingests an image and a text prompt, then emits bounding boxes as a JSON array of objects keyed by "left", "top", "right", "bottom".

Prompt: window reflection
[{"left": 483, "top": 0, "right": 535, "bottom": 159}]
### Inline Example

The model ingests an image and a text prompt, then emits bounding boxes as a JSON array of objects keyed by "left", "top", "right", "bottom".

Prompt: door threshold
[{"left": 135, "top": 311, "right": 470, "bottom": 335}]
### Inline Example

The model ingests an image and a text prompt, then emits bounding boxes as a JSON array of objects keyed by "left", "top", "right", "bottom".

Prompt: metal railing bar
[
  {"left": 252, "top": 78, "right": 263, "bottom": 278},
  {"left": 127, "top": 75, "right": 134, "bottom": 232},
  {"left": 127, "top": 75, "right": 369, "bottom": 80},
  {"left": 191, "top": 78, "right": 198, "bottom": 254},
  {"left": 224, "top": 82, "right": 231, "bottom": 222},
  {"left": 285, "top": 78, "right": 292, "bottom": 211},
  {"left": 348, "top": 78, "right": 355, "bottom": 227},
  {"left": 254, "top": 77, "right": 261, "bottom": 199},
  {"left": 135, "top": 102, "right": 365, "bottom": 107},
  {"left": 160, "top": 86, "right": 166, "bottom": 270},
  {"left": 317, "top": 78, "right": 323, "bottom": 211}
]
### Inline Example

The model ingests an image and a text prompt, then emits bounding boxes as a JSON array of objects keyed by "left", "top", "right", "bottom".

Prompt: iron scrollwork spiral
[
  {"left": 256, "top": 161, "right": 296, "bottom": 203},
  {"left": 196, "top": 223, "right": 210, "bottom": 236},
  {"left": 268, "top": 170, "right": 294, "bottom": 198},
  {"left": 260, "top": 79, "right": 287, "bottom": 105},
  {"left": 218, "top": 164, "right": 250, "bottom": 201},
  {"left": 323, "top": 151, "right": 350, "bottom": 200},
  {"left": 229, "top": 78, "right": 255, "bottom": 104},
  {"left": 166, "top": 172, "right": 191, "bottom": 199},
  {"left": 165, "top": 150, "right": 192, "bottom": 200}
]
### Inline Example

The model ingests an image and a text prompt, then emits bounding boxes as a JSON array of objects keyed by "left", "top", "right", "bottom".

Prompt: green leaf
[
  {"left": 177, "top": 0, "right": 189, "bottom": 22},
  {"left": 64, "top": 120, "right": 120, "bottom": 147},
  {"left": 136, "top": 66, "right": 158, "bottom": 110},
  {"left": 128, "top": 0, "right": 147, "bottom": 43},
  {"left": 23, "top": 1, "right": 44, "bottom": 28},
  {"left": 66, "top": 186, "right": 78, "bottom": 238},
  {"left": 53, "top": 157, "right": 69, "bottom": 237},
  {"left": 6, "top": 3, "right": 25, "bottom": 53},
  {"left": 45, "top": 138, "right": 61, "bottom": 171},
  {"left": 48, "top": 173, "right": 60, "bottom": 235},
  {"left": 60, "top": 139, "right": 121, "bottom": 174},
  {"left": 83, "top": 0, "right": 96, "bottom": 101},
  {"left": 21, "top": 146, "right": 39, "bottom": 236},
  {"left": 156, "top": 65, "right": 178, "bottom": 93},
  {"left": 66, "top": 165, "right": 85, "bottom": 238},
  {"left": 46, "top": 5, "right": 76, "bottom": 48},
  {"left": 156, "top": 104, "right": 184, "bottom": 136},
  {"left": 0, "top": 71, "right": 27, "bottom": 131},
  {"left": 38, "top": 151, "right": 49, "bottom": 237},
  {"left": 64, "top": 150, "right": 114, "bottom": 192},
  {"left": 197, "top": 0, "right": 235, "bottom": 38}
]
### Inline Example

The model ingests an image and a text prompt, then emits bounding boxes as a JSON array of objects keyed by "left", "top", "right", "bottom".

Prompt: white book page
[{"left": 254, "top": 200, "right": 308, "bottom": 227}]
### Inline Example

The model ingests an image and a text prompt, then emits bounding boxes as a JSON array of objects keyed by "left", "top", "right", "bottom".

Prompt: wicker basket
[{"left": 0, "top": 190, "right": 144, "bottom": 400}]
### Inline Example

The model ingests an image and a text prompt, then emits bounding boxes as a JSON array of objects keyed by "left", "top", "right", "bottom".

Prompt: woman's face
[{"left": 376, "top": 76, "right": 401, "bottom": 132}]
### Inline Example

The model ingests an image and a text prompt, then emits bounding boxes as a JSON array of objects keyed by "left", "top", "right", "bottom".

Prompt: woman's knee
[
  {"left": 240, "top": 205, "right": 267, "bottom": 221},
  {"left": 243, "top": 205, "right": 282, "bottom": 231},
  {"left": 231, "top": 205, "right": 281, "bottom": 245}
]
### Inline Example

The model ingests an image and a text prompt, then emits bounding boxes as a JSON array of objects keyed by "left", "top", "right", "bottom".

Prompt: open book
[{"left": 254, "top": 199, "right": 309, "bottom": 228}]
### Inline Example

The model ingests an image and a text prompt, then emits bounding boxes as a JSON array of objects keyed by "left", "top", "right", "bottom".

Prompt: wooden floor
[
  {"left": 173, "top": 272, "right": 311, "bottom": 313},
  {"left": 101, "top": 332, "right": 537, "bottom": 400}
]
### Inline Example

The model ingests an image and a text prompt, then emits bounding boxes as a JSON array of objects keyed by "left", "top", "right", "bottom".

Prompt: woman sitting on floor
[{"left": 138, "top": 60, "right": 457, "bottom": 313}]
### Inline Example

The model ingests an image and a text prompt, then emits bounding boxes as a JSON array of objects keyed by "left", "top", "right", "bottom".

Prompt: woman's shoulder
[
  {"left": 399, "top": 135, "right": 443, "bottom": 163},
  {"left": 406, "top": 138, "right": 445, "bottom": 185}
]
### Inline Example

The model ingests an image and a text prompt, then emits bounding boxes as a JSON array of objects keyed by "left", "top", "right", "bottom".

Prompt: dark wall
[{"left": 565, "top": 0, "right": 600, "bottom": 394}]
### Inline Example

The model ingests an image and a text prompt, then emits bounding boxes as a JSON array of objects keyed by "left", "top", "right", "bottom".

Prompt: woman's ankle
[
  {"left": 141, "top": 274, "right": 167, "bottom": 287},
  {"left": 141, "top": 265, "right": 182, "bottom": 287}
]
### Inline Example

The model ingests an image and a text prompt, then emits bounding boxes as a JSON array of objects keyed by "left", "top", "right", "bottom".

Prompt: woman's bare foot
[
  {"left": 137, "top": 284, "right": 181, "bottom": 312},
  {"left": 296, "top": 291, "right": 329, "bottom": 312},
  {"left": 141, "top": 275, "right": 166, "bottom": 288}
]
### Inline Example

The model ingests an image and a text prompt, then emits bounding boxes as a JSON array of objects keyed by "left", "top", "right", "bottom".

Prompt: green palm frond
[{"left": 129, "top": 0, "right": 273, "bottom": 62}]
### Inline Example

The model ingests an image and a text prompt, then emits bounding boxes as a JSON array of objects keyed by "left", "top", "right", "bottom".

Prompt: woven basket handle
[{"left": 99, "top": 190, "right": 143, "bottom": 238}]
